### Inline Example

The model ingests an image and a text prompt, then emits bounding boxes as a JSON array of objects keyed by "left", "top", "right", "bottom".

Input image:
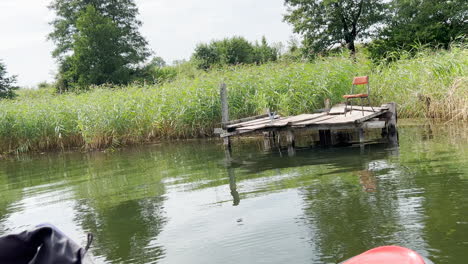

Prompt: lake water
[{"left": 0, "top": 122, "right": 467, "bottom": 264}]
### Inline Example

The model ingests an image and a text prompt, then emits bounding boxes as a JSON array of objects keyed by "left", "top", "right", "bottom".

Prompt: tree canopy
[
  {"left": 0, "top": 60, "right": 18, "bottom": 99},
  {"left": 284, "top": 0, "right": 388, "bottom": 56},
  {"left": 368, "top": 0, "right": 468, "bottom": 60},
  {"left": 192, "top": 36, "right": 278, "bottom": 69},
  {"left": 49, "top": 0, "right": 150, "bottom": 91}
]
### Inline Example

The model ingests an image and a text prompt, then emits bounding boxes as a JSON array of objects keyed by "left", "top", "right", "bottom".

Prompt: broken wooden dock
[{"left": 216, "top": 83, "right": 398, "bottom": 151}]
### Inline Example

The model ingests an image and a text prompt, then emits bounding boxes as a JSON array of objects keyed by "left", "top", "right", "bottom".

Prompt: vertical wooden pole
[
  {"left": 262, "top": 132, "right": 272, "bottom": 152},
  {"left": 319, "top": 130, "right": 331, "bottom": 147},
  {"left": 286, "top": 129, "right": 296, "bottom": 156},
  {"left": 324, "top": 98, "right": 330, "bottom": 111},
  {"left": 220, "top": 82, "right": 231, "bottom": 149},
  {"left": 387, "top": 102, "right": 398, "bottom": 145},
  {"left": 359, "top": 128, "right": 365, "bottom": 142},
  {"left": 359, "top": 127, "right": 365, "bottom": 152}
]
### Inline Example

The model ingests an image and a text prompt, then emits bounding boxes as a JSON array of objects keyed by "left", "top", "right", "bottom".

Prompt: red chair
[{"left": 343, "top": 76, "right": 374, "bottom": 115}]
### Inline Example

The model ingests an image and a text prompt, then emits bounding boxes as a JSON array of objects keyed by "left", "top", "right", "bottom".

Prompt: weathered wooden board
[
  {"left": 276, "top": 113, "right": 327, "bottom": 126},
  {"left": 292, "top": 115, "right": 336, "bottom": 126},
  {"left": 237, "top": 117, "right": 291, "bottom": 131},
  {"left": 237, "top": 123, "right": 272, "bottom": 131},
  {"left": 315, "top": 111, "right": 374, "bottom": 124},
  {"left": 329, "top": 104, "right": 347, "bottom": 115},
  {"left": 353, "top": 109, "right": 387, "bottom": 124},
  {"left": 362, "top": 121, "right": 386, "bottom": 129},
  {"left": 236, "top": 113, "right": 327, "bottom": 131},
  {"left": 227, "top": 115, "right": 280, "bottom": 129},
  {"left": 223, "top": 113, "right": 270, "bottom": 127},
  {"left": 346, "top": 106, "right": 383, "bottom": 112}
]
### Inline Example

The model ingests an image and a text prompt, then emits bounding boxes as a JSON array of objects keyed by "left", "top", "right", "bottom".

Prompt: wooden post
[
  {"left": 359, "top": 127, "right": 365, "bottom": 142},
  {"left": 324, "top": 98, "right": 331, "bottom": 111},
  {"left": 319, "top": 130, "right": 331, "bottom": 146},
  {"left": 387, "top": 102, "right": 398, "bottom": 145},
  {"left": 286, "top": 129, "right": 296, "bottom": 156},
  {"left": 263, "top": 132, "right": 272, "bottom": 151},
  {"left": 220, "top": 82, "right": 231, "bottom": 149},
  {"left": 359, "top": 127, "right": 365, "bottom": 152}
]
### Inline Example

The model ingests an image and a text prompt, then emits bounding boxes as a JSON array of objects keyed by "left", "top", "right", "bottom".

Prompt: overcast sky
[{"left": 0, "top": 0, "right": 294, "bottom": 87}]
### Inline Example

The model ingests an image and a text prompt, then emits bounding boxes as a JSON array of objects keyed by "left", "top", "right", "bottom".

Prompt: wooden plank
[
  {"left": 353, "top": 110, "right": 387, "bottom": 124},
  {"left": 362, "top": 121, "right": 386, "bottom": 129},
  {"left": 281, "top": 113, "right": 326, "bottom": 124},
  {"left": 237, "top": 117, "right": 288, "bottom": 131},
  {"left": 223, "top": 114, "right": 269, "bottom": 127},
  {"left": 352, "top": 106, "right": 383, "bottom": 112},
  {"left": 329, "top": 104, "right": 347, "bottom": 115},
  {"left": 315, "top": 111, "right": 375, "bottom": 124},
  {"left": 294, "top": 123, "right": 359, "bottom": 130},
  {"left": 227, "top": 115, "right": 280, "bottom": 129},
  {"left": 226, "top": 116, "right": 270, "bottom": 128},
  {"left": 292, "top": 115, "right": 336, "bottom": 126},
  {"left": 237, "top": 123, "right": 273, "bottom": 131},
  {"left": 236, "top": 113, "right": 326, "bottom": 130}
]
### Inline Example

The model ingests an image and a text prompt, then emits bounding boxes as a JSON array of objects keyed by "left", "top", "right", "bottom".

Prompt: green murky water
[{"left": 0, "top": 123, "right": 467, "bottom": 264}]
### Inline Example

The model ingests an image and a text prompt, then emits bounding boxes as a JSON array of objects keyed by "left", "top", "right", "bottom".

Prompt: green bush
[{"left": 192, "top": 36, "right": 278, "bottom": 69}]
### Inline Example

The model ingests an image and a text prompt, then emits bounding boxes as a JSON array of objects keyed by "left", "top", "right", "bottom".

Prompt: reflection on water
[{"left": 0, "top": 122, "right": 467, "bottom": 264}]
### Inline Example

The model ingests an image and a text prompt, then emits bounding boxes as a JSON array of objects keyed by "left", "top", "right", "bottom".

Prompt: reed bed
[{"left": 1, "top": 48, "right": 466, "bottom": 153}]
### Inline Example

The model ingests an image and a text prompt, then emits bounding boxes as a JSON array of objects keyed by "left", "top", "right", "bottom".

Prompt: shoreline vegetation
[{"left": 1, "top": 47, "right": 467, "bottom": 154}]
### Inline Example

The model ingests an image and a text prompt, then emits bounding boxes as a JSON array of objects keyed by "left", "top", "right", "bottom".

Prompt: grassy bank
[{"left": 1, "top": 47, "right": 466, "bottom": 153}]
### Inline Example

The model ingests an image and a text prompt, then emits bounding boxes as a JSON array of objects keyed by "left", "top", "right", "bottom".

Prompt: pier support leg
[
  {"left": 319, "top": 130, "right": 331, "bottom": 147},
  {"left": 263, "top": 131, "right": 278, "bottom": 152},
  {"left": 387, "top": 102, "right": 398, "bottom": 146},
  {"left": 359, "top": 128, "right": 365, "bottom": 152},
  {"left": 286, "top": 130, "right": 296, "bottom": 156},
  {"left": 224, "top": 137, "right": 231, "bottom": 151},
  {"left": 263, "top": 132, "right": 272, "bottom": 151}
]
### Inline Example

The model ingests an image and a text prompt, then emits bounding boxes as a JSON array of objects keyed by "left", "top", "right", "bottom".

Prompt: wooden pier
[{"left": 217, "top": 83, "right": 398, "bottom": 151}]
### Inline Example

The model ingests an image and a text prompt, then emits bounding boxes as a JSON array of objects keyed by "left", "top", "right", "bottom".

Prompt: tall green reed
[{"left": 0, "top": 48, "right": 465, "bottom": 153}]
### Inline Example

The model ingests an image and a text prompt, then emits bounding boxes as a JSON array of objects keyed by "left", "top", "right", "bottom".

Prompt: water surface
[{"left": 0, "top": 122, "right": 467, "bottom": 264}]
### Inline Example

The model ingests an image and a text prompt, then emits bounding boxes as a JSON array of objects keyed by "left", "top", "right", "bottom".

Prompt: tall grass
[{"left": 1, "top": 47, "right": 466, "bottom": 153}]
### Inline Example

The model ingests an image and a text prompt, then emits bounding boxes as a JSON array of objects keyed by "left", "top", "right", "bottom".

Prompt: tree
[
  {"left": 66, "top": 6, "right": 128, "bottom": 88},
  {"left": 368, "top": 0, "right": 468, "bottom": 61},
  {"left": 253, "top": 36, "right": 279, "bottom": 64},
  {"left": 192, "top": 43, "right": 220, "bottom": 70},
  {"left": 49, "top": 0, "right": 150, "bottom": 90},
  {"left": 0, "top": 60, "right": 18, "bottom": 99},
  {"left": 192, "top": 36, "right": 277, "bottom": 69},
  {"left": 284, "top": 0, "right": 388, "bottom": 56},
  {"left": 148, "top": 57, "right": 166, "bottom": 68}
]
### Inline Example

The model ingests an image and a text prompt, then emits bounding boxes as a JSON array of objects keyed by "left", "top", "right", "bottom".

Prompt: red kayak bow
[{"left": 342, "top": 246, "right": 433, "bottom": 264}]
